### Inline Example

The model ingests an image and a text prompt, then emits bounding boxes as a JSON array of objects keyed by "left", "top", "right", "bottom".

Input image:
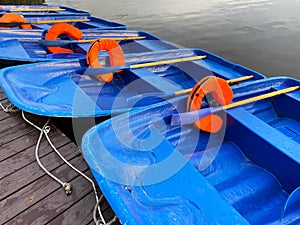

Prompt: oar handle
[
  {"left": 226, "top": 75, "right": 254, "bottom": 84},
  {"left": 127, "top": 75, "right": 254, "bottom": 105},
  {"left": 0, "top": 19, "right": 90, "bottom": 27},
  {"left": 84, "top": 55, "right": 206, "bottom": 76},
  {"left": 223, "top": 85, "right": 300, "bottom": 110},
  {"left": 171, "top": 85, "right": 300, "bottom": 126}
]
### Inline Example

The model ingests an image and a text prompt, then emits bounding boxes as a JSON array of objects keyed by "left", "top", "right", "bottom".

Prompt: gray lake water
[{"left": 46, "top": 0, "right": 300, "bottom": 79}]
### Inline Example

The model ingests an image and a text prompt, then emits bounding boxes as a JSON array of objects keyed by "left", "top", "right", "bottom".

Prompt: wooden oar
[
  {"left": 171, "top": 86, "right": 300, "bottom": 126},
  {"left": 0, "top": 18, "right": 90, "bottom": 27},
  {"left": 39, "top": 36, "right": 147, "bottom": 46},
  {"left": 0, "top": 8, "right": 65, "bottom": 12},
  {"left": 127, "top": 75, "right": 254, "bottom": 104},
  {"left": 84, "top": 55, "right": 207, "bottom": 76},
  {"left": 174, "top": 75, "right": 253, "bottom": 96}
]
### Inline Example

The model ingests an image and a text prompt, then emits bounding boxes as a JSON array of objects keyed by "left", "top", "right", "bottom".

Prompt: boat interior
[{"left": 82, "top": 77, "right": 300, "bottom": 224}]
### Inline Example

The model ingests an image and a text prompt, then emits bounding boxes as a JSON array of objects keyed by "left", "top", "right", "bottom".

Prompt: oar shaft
[
  {"left": 0, "top": 19, "right": 90, "bottom": 27},
  {"left": 84, "top": 55, "right": 207, "bottom": 76},
  {"left": 226, "top": 75, "right": 254, "bottom": 84},
  {"left": 39, "top": 36, "right": 147, "bottom": 47},
  {"left": 174, "top": 75, "right": 254, "bottom": 96},
  {"left": 129, "top": 55, "right": 206, "bottom": 69},
  {"left": 31, "top": 18, "right": 90, "bottom": 25},
  {"left": 223, "top": 86, "right": 300, "bottom": 110},
  {"left": 171, "top": 86, "right": 299, "bottom": 126},
  {"left": 77, "top": 36, "right": 146, "bottom": 43},
  {"left": 9, "top": 8, "right": 65, "bottom": 12}
]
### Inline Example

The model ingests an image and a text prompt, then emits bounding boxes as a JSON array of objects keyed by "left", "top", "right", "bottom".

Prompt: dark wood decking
[{"left": 0, "top": 89, "right": 117, "bottom": 225}]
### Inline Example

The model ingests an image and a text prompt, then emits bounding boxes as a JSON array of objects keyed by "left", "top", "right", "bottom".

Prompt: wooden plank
[
  {"left": 0, "top": 92, "right": 6, "bottom": 100},
  {"left": 0, "top": 142, "right": 80, "bottom": 200},
  {"left": 48, "top": 192, "right": 96, "bottom": 225},
  {"left": 0, "top": 129, "right": 70, "bottom": 178},
  {"left": 0, "top": 155, "right": 88, "bottom": 224},
  {"left": 0, "top": 88, "right": 117, "bottom": 224},
  {"left": 0, "top": 109, "right": 18, "bottom": 122},
  {"left": 0, "top": 99, "right": 21, "bottom": 121},
  {"left": 48, "top": 181, "right": 119, "bottom": 225},
  {"left": 6, "top": 171, "right": 94, "bottom": 225},
  {"left": 0, "top": 114, "right": 24, "bottom": 130},
  {"left": 87, "top": 217, "right": 120, "bottom": 225},
  {"left": 0, "top": 114, "right": 49, "bottom": 147},
  {"left": 0, "top": 99, "right": 20, "bottom": 121},
  {"left": 0, "top": 119, "right": 35, "bottom": 146},
  {"left": 0, "top": 124, "right": 65, "bottom": 161}
]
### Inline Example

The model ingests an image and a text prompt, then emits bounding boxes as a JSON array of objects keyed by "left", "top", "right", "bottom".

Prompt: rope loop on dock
[
  {"left": 93, "top": 194, "right": 117, "bottom": 225},
  {"left": 21, "top": 111, "right": 107, "bottom": 222},
  {"left": 0, "top": 102, "right": 20, "bottom": 113}
]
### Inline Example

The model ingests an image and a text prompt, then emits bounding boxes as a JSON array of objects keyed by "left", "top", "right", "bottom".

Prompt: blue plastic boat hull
[
  {"left": 0, "top": 30, "right": 175, "bottom": 64},
  {"left": 81, "top": 77, "right": 300, "bottom": 225},
  {"left": 0, "top": 15, "right": 126, "bottom": 30},
  {"left": 0, "top": 5, "right": 90, "bottom": 16}
]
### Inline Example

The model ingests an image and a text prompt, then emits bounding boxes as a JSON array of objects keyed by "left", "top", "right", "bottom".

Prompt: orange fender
[
  {"left": 86, "top": 39, "right": 125, "bottom": 82},
  {"left": 45, "top": 23, "right": 82, "bottom": 54},
  {"left": 0, "top": 13, "right": 32, "bottom": 29},
  {"left": 187, "top": 76, "right": 233, "bottom": 133}
]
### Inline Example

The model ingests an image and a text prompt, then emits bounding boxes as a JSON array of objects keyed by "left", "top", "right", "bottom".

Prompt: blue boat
[
  {"left": 81, "top": 77, "right": 300, "bottom": 225},
  {"left": 0, "top": 5, "right": 90, "bottom": 16},
  {"left": 0, "top": 29, "right": 177, "bottom": 66},
  {"left": 0, "top": 48, "right": 264, "bottom": 117},
  {"left": 0, "top": 14, "right": 126, "bottom": 30}
]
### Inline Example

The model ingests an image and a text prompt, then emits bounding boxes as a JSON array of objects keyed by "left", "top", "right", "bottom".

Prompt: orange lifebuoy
[
  {"left": 186, "top": 76, "right": 233, "bottom": 133},
  {"left": 0, "top": 13, "right": 32, "bottom": 29},
  {"left": 86, "top": 39, "right": 125, "bottom": 82},
  {"left": 45, "top": 23, "right": 82, "bottom": 54}
]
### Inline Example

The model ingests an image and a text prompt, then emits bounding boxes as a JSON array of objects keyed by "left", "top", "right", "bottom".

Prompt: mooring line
[{"left": 21, "top": 110, "right": 108, "bottom": 224}]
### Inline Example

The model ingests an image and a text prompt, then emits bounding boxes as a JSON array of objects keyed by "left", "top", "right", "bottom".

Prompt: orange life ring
[
  {"left": 0, "top": 13, "right": 32, "bottom": 29},
  {"left": 186, "top": 76, "right": 233, "bottom": 133},
  {"left": 86, "top": 39, "right": 125, "bottom": 82},
  {"left": 45, "top": 23, "right": 82, "bottom": 54}
]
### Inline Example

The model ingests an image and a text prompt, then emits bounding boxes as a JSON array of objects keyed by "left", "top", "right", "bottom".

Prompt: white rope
[
  {"left": 43, "top": 125, "right": 106, "bottom": 223},
  {"left": 21, "top": 111, "right": 72, "bottom": 194},
  {"left": 21, "top": 111, "right": 106, "bottom": 222},
  {"left": 0, "top": 102, "right": 20, "bottom": 113},
  {"left": 94, "top": 195, "right": 117, "bottom": 225}
]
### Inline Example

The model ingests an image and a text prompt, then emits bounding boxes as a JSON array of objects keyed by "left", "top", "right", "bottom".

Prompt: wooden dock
[{"left": 0, "top": 89, "right": 118, "bottom": 225}]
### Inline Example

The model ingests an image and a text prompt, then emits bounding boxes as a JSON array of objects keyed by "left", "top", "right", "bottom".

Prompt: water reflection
[
  {"left": 43, "top": 0, "right": 300, "bottom": 78},
  {"left": 0, "top": 0, "right": 45, "bottom": 4}
]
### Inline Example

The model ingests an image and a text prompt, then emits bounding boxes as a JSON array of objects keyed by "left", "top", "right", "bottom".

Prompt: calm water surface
[{"left": 46, "top": 0, "right": 300, "bottom": 79}]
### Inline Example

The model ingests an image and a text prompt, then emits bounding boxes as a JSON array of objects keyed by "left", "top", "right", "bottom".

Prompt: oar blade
[
  {"left": 83, "top": 66, "right": 127, "bottom": 76},
  {"left": 171, "top": 107, "right": 221, "bottom": 126},
  {"left": 127, "top": 92, "right": 172, "bottom": 106},
  {"left": 39, "top": 39, "right": 77, "bottom": 47}
]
